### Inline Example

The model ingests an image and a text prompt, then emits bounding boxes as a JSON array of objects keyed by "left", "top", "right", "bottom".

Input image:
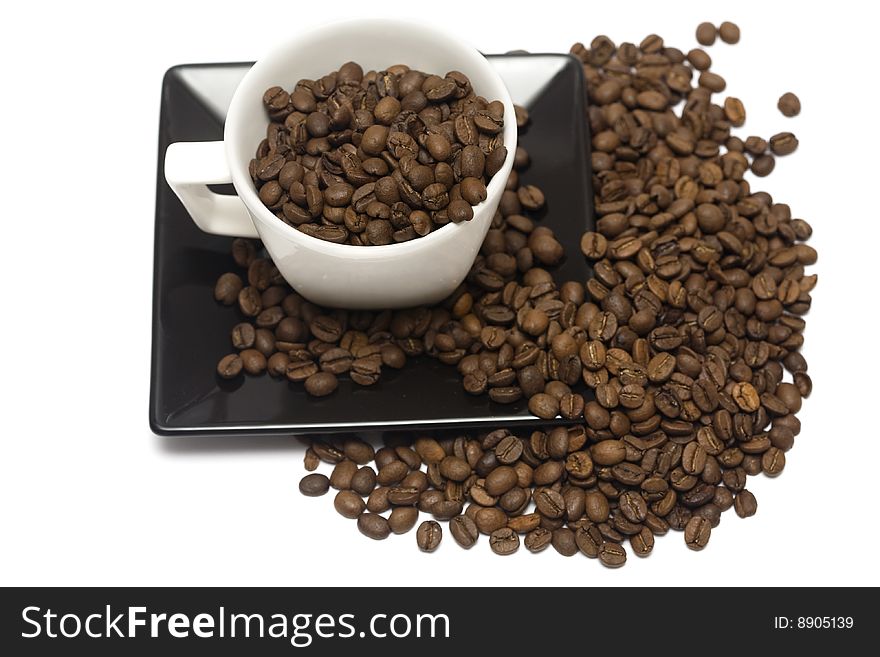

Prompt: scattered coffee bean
[
  {"left": 298, "top": 473, "right": 330, "bottom": 497},
  {"left": 334, "top": 490, "right": 366, "bottom": 519},
  {"left": 281, "top": 22, "right": 816, "bottom": 569},
  {"left": 696, "top": 22, "right": 716, "bottom": 46},
  {"left": 217, "top": 354, "right": 243, "bottom": 379},
  {"left": 598, "top": 542, "right": 627, "bottom": 568},
  {"left": 416, "top": 520, "right": 443, "bottom": 552},
  {"left": 450, "top": 515, "right": 479, "bottom": 548},
  {"left": 357, "top": 512, "right": 391, "bottom": 540},
  {"left": 718, "top": 21, "right": 740, "bottom": 44},
  {"left": 769, "top": 132, "right": 799, "bottom": 156},
  {"left": 489, "top": 527, "right": 520, "bottom": 555},
  {"left": 734, "top": 490, "right": 758, "bottom": 518},
  {"left": 388, "top": 507, "right": 419, "bottom": 534},
  {"left": 684, "top": 516, "right": 712, "bottom": 550},
  {"left": 778, "top": 92, "right": 801, "bottom": 117}
]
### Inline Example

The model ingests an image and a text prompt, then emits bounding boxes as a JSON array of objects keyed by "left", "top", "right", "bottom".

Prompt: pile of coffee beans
[
  {"left": 251, "top": 62, "right": 508, "bottom": 244},
  {"left": 287, "top": 22, "right": 816, "bottom": 566},
  {"left": 212, "top": 21, "right": 820, "bottom": 565}
]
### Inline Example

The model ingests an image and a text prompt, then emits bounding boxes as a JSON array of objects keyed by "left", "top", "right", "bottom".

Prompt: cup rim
[{"left": 223, "top": 18, "right": 517, "bottom": 257}]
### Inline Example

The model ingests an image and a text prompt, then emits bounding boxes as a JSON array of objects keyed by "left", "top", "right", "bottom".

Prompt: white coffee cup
[{"left": 164, "top": 19, "right": 516, "bottom": 309}]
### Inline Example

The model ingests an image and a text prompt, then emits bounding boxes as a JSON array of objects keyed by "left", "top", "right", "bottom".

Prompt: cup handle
[{"left": 164, "top": 141, "right": 259, "bottom": 238}]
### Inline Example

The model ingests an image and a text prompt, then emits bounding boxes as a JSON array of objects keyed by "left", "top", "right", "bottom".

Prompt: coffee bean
[
  {"left": 591, "top": 440, "right": 626, "bottom": 466},
  {"left": 304, "top": 371, "right": 338, "bottom": 397},
  {"left": 299, "top": 473, "right": 330, "bottom": 497},
  {"left": 769, "top": 132, "right": 798, "bottom": 156},
  {"left": 751, "top": 154, "right": 775, "bottom": 177},
  {"left": 303, "top": 448, "right": 319, "bottom": 472},
  {"left": 734, "top": 489, "right": 758, "bottom": 518},
  {"left": 416, "top": 520, "right": 442, "bottom": 552},
  {"left": 696, "top": 22, "right": 716, "bottom": 46},
  {"left": 377, "top": 461, "right": 408, "bottom": 486},
  {"left": 762, "top": 447, "right": 786, "bottom": 476},
  {"left": 475, "top": 507, "right": 509, "bottom": 534},
  {"left": 357, "top": 512, "right": 391, "bottom": 540},
  {"left": 351, "top": 467, "right": 377, "bottom": 496},
  {"left": 388, "top": 485, "right": 421, "bottom": 506},
  {"left": 450, "top": 515, "right": 479, "bottom": 548},
  {"left": 432, "top": 500, "right": 464, "bottom": 520},
  {"left": 329, "top": 459, "right": 357, "bottom": 490},
  {"left": 489, "top": 527, "right": 520, "bottom": 555},
  {"left": 718, "top": 21, "right": 740, "bottom": 44},
  {"left": 485, "top": 466, "right": 518, "bottom": 496},
  {"left": 551, "top": 527, "right": 578, "bottom": 556},
  {"left": 214, "top": 273, "right": 243, "bottom": 305},
  {"left": 528, "top": 393, "right": 559, "bottom": 419},
  {"left": 732, "top": 382, "right": 761, "bottom": 412},
  {"left": 334, "top": 490, "right": 366, "bottom": 519},
  {"left": 778, "top": 92, "right": 801, "bottom": 117},
  {"left": 535, "top": 488, "right": 566, "bottom": 519},
  {"left": 217, "top": 354, "right": 243, "bottom": 379},
  {"left": 439, "top": 456, "right": 471, "bottom": 482},
  {"left": 723, "top": 97, "right": 746, "bottom": 126},
  {"left": 598, "top": 542, "right": 627, "bottom": 568},
  {"left": 525, "top": 527, "right": 553, "bottom": 553},
  {"left": 630, "top": 527, "right": 655, "bottom": 557},
  {"left": 684, "top": 516, "right": 712, "bottom": 550},
  {"left": 388, "top": 507, "right": 419, "bottom": 534}
]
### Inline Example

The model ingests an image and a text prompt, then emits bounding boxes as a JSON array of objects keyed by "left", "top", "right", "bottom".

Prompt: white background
[{"left": 1, "top": 0, "right": 877, "bottom": 587}]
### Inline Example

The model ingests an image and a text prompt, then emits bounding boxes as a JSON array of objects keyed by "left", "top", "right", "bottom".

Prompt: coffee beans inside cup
[
  {"left": 251, "top": 62, "right": 507, "bottom": 245},
  {"left": 213, "top": 22, "right": 817, "bottom": 567}
]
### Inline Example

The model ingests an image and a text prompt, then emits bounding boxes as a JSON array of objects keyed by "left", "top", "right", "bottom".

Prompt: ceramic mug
[{"left": 164, "top": 19, "right": 516, "bottom": 309}]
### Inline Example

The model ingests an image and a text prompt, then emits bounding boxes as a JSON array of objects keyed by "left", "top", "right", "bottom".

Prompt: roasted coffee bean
[
  {"left": 329, "top": 459, "right": 357, "bottom": 490},
  {"left": 439, "top": 456, "right": 471, "bottom": 482},
  {"left": 598, "top": 542, "right": 627, "bottom": 568},
  {"left": 630, "top": 527, "right": 655, "bottom": 557},
  {"left": 388, "top": 486, "right": 421, "bottom": 506},
  {"left": 551, "top": 527, "right": 578, "bottom": 556},
  {"left": 718, "top": 21, "right": 740, "bottom": 44},
  {"left": 529, "top": 393, "right": 559, "bottom": 419},
  {"left": 299, "top": 473, "right": 330, "bottom": 497},
  {"left": 388, "top": 507, "right": 419, "bottom": 534},
  {"left": 416, "top": 520, "right": 442, "bottom": 551},
  {"left": 357, "top": 512, "right": 391, "bottom": 540},
  {"left": 450, "top": 515, "right": 479, "bottom": 548},
  {"left": 351, "top": 467, "right": 377, "bottom": 496},
  {"left": 751, "top": 154, "right": 775, "bottom": 177},
  {"left": 303, "top": 448, "right": 319, "bottom": 472},
  {"left": 217, "top": 354, "right": 243, "bottom": 379},
  {"left": 778, "top": 92, "right": 801, "bottom": 117},
  {"left": 476, "top": 507, "right": 509, "bottom": 534},
  {"left": 304, "top": 371, "right": 338, "bottom": 397},
  {"left": 489, "top": 527, "right": 520, "bottom": 555},
  {"left": 485, "top": 466, "right": 519, "bottom": 496},
  {"left": 696, "top": 22, "right": 717, "bottom": 46},
  {"left": 535, "top": 488, "right": 566, "bottom": 519},
  {"left": 734, "top": 489, "right": 758, "bottom": 518},
  {"left": 334, "top": 490, "right": 366, "bottom": 519},
  {"left": 769, "top": 132, "right": 798, "bottom": 156},
  {"left": 684, "top": 516, "right": 712, "bottom": 550},
  {"left": 525, "top": 527, "right": 553, "bottom": 553},
  {"left": 215, "top": 273, "right": 243, "bottom": 305}
]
